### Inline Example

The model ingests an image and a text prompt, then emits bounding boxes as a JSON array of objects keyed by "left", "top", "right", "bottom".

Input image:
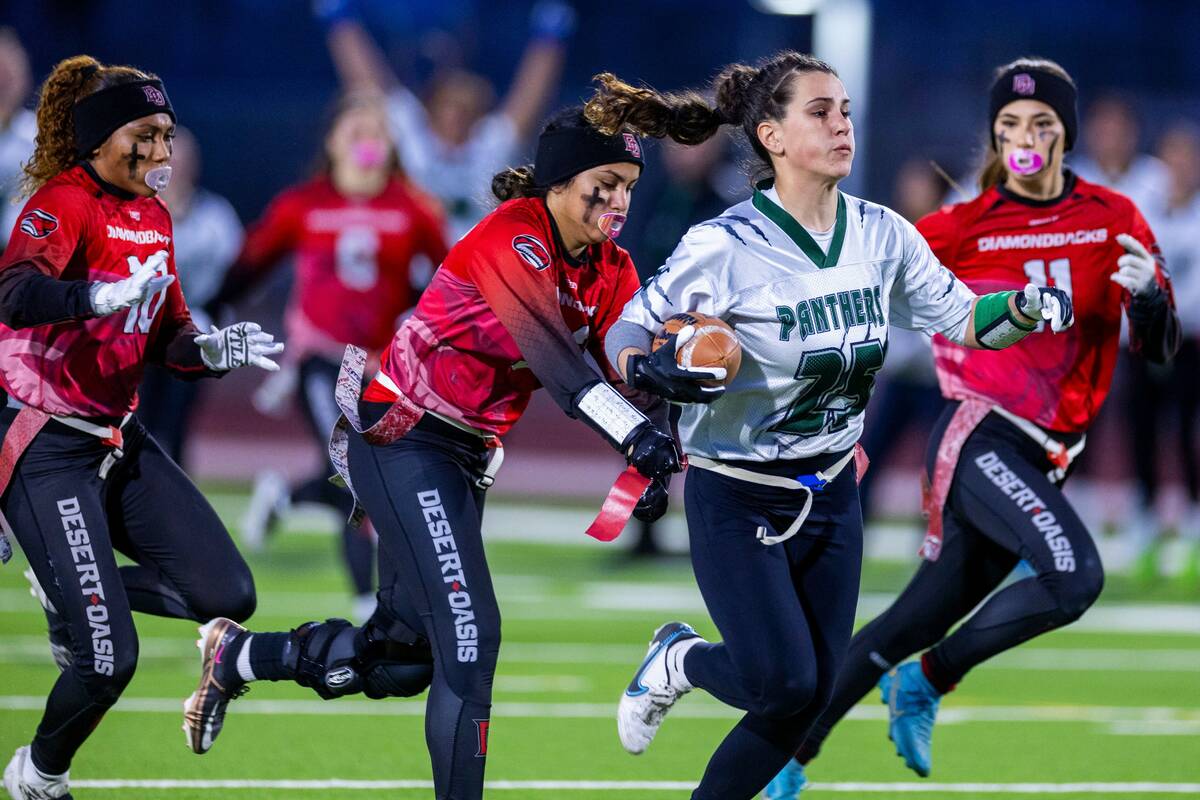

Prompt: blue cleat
[
  {"left": 763, "top": 757, "right": 807, "bottom": 798},
  {"left": 879, "top": 662, "right": 940, "bottom": 777}
]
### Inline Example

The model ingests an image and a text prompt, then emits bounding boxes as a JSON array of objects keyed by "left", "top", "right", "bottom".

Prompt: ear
[{"left": 757, "top": 119, "right": 784, "bottom": 158}]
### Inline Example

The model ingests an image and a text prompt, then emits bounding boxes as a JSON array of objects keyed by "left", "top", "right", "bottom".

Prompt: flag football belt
[
  {"left": 328, "top": 346, "right": 503, "bottom": 529},
  {"left": 0, "top": 397, "right": 130, "bottom": 564},
  {"left": 919, "top": 399, "right": 1085, "bottom": 562},
  {"left": 689, "top": 444, "right": 867, "bottom": 546}
]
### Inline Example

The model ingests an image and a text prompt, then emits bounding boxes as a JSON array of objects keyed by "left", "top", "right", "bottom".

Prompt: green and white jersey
[{"left": 620, "top": 184, "right": 976, "bottom": 462}]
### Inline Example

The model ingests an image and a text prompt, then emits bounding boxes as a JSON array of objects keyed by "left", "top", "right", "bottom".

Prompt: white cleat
[
  {"left": 240, "top": 471, "right": 289, "bottom": 552},
  {"left": 4, "top": 745, "right": 72, "bottom": 799},
  {"left": 617, "top": 621, "right": 703, "bottom": 755}
]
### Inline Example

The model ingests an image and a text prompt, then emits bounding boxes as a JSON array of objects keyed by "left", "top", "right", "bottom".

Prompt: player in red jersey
[
  {"left": 209, "top": 93, "right": 448, "bottom": 617},
  {"left": 183, "top": 100, "right": 713, "bottom": 798},
  {"left": 0, "top": 56, "right": 284, "bottom": 800},
  {"left": 765, "top": 58, "right": 1181, "bottom": 797}
]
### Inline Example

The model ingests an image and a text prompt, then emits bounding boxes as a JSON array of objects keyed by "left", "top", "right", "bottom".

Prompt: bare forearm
[{"left": 327, "top": 19, "right": 395, "bottom": 92}]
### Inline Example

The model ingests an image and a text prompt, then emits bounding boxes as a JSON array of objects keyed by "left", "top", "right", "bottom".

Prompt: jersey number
[
  {"left": 336, "top": 226, "right": 380, "bottom": 290},
  {"left": 1023, "top": 258, "right": 1073, "bottom": 332},
  {"left": 772, "top": 340, "right": 885, "bottom": 437},
  {"left": 123, "top": 255, "right": 169, "bottom": 334}
]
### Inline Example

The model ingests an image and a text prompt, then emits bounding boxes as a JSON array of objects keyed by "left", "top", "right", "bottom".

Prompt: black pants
[
  {"left": 347, "top": 408, "right": 498, "bottom": 800},
  {"left": 682, "top": 454, "right": 863, "bottom": 800},
  {"left": 136, "top": 364, "right": 202, "bottom": 465},
  {"left": 0, "top": 408, "right": 254, "bottom": 774},
  {"left": 297, "top": 355, "right": 373, "bottom": 597},
  {"left": 797, "top": 403, "right": 1103, "bottom": 764},
  {"left": 1129, "top": 339, "right": 1199, "bottom": 508}
]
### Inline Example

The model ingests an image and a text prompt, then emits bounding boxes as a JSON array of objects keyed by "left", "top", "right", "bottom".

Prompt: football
[{"left": 651, "top": 312, "right": 742, "bottom": 387}]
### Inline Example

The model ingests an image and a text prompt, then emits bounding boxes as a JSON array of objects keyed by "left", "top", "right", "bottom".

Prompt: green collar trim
[{"left": 752, "top": 182, "right": 846, "bottom": 268}]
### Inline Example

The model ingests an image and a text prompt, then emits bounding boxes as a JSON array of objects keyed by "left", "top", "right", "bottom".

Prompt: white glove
[
  {"left": 194, "top": 322, "right": 285, "bottom": 372},
  {"left": 1111, "top": 233, "right": 1158, "bottom": 296},
  {"left": 90, "top": 250, "right": 174, "bottom": 316},
  {"left": 1018, "top": 283, "right": 1074, "bottom": 333}
]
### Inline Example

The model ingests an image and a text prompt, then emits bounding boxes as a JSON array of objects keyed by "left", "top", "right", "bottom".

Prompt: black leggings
[
  {"left": 1129, "top": 339, "right": 1199, "bottom": 507},
  {"left": 347, "top": 409, "right": 497, "bottom": 800},
  {"left": 1, "top": 408, "right": 254, "bottom": 774},
  {"left": 797, "top": 404, "right": 1103, "bottom": 764},
  {"left": 682, "top": 455, "right": 863, "bottom": 800},
  {"left": 296, "top": 355, "right": 373, "bottom": 597}
]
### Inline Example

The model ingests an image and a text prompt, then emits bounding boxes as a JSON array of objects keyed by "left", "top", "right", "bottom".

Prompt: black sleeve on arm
[
  {"left": 1128, "top": 287, "right": 1182, "bottom": 365},
  {"left": 0, "top": 263, "right": 96, "bottom": 329}
]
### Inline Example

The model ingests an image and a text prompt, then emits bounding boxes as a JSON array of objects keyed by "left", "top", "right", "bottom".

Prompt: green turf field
[{"left": 2, "top": 495, "right": 1198, "bottom": 799}]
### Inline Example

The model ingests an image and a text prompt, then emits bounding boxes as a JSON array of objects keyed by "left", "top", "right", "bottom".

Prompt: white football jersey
[{"left": 620, "top": 184, "right": 976, "bottom": 462}]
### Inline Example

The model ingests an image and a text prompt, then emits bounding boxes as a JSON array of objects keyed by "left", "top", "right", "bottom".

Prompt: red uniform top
[
  {"left": 0, "top": 165, "right": 201, "bottom": 418},
  {"left": 365, "top": 196, "right": 645, "bottom": 437},
  {"left": 920, "top": 173, "right": 1171, "bottom": 433},
  {"left": 234, "top": 176, "right": 447, "bottom": 356}
]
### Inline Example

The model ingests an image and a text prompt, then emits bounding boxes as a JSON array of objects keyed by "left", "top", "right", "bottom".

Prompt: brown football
[{"left": 651, "top": 312, "right": 742, "bottom": 387}]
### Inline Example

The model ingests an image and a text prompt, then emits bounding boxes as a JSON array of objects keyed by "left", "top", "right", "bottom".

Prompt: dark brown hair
[
  {"left": 23, "top": 55, "right": 157, "bottom": 196},
  {"left": 979, "top": 57, "right": 1076, "bottom": 192},
  {"left": 490, "top": 106, "right": 590, "bottom": 202},
  {"left": 584, "top": 51, "right": 838, "bottom": 183}
]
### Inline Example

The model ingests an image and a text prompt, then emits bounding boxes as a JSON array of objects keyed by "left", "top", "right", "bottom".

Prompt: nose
[{"left": 610, "top": 185, "right": 630, "bottom": 213}]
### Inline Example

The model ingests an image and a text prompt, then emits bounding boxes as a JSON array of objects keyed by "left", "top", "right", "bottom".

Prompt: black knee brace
[
  {"left": 288, "top": 618, "right": 363, "bottom": 700},
  {"left": 287, "top": 611, "right": 434, "bottom": 701},
  {"left": 356, "top": 605, "right": 434, "bottom": 700}
]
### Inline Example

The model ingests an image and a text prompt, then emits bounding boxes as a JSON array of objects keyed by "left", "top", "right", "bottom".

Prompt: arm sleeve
[
  {"left": 618, "top": 224, "right": 730, "bottom": 333},
  {"left": 891, "top": 215, "right": 976, "bottom": 344},
  {"left": 462, "top": 228, "right": 605, "bottom": 416},
  {"left": 208, "top": 190, "right": 301, "bottom": 308},
  {"left": 590, "top": 252, "right": 669, "bottom": 429},
  {"left": 145, "top": 247, "right": 222, "bottom": 379},
  {"left": 386, "top": 87, "right": 434, "bottom": 184},
  {"left": 0, "top": 189, "right": 97, "bottom": 328},
  {"left": 1123, "top": 206, "right": 1182, "bottom": 364}
]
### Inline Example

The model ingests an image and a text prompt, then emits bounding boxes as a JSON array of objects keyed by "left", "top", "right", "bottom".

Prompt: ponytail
[
  {"left": 22, "top": 55, "right": 156, "bottom": 196},
  {"left": 491, "top": 165, "right": 541, "bottom": 202},
  {"left": 583, "top": 72, "right": 724, "bottom": 146}
]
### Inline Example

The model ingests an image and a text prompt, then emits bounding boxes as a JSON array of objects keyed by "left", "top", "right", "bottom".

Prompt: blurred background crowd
[{"left": 1, "top": 0, "right": 1197, "bottom": 594}]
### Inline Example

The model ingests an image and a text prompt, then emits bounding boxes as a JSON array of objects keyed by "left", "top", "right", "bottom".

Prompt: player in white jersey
[{"left": 589, "top": 52, "right": 1074, "bottom": 800}]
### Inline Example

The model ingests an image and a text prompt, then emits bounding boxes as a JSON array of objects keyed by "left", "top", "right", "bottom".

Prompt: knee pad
[
  {"left": 356, "top": 605, "right": 434, "bottom": 699},
  {"left": 288, "top": 618, "right": 363, "bottom": 700}
]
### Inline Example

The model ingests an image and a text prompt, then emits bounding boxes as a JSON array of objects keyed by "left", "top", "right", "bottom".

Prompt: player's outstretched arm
[
  {"left": 501, "top": 1, "right": 575, "bottom": 141},
  {"left": 319, "top": 1, "right": 399, "bottom": 94},
  {"left": 961, "top": 284, "right": 1073, "bottom": 350}
]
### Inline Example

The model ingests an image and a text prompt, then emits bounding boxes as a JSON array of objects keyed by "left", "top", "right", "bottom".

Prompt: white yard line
[
  {"left": 66, "top": 779, "right": 1200, "bottom": 793},
  {"left": 2, "top": 695, "right": 1197, "bottom": 726}
]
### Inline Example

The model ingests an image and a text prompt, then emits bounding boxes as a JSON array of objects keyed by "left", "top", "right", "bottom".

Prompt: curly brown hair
[
  {"left": 583, "top": 51, "right": 837, "bottom": 184},
  {"left": 22, "top": 55, "right": 157, "bottom": 197}
]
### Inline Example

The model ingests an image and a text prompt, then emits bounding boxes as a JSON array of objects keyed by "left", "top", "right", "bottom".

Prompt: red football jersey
[
  {"left": 237, "top": 176, "right": 447, "bottom": 354},
  {"left": 0, "top": 165, "right": 197, "bottom": 417},
  {"left": 920, "top": 173, "right": 1171, "bottom": 432},
  {"left": 367, "top": 197, "right": 642, "bottom": 437}
]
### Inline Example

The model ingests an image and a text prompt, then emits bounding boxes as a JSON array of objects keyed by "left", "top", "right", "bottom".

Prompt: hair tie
[{"left": 79, "top": 64, "right": 100, "bottom": 84}]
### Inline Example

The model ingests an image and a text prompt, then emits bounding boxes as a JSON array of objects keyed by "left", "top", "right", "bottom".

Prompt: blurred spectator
[
  {"left": 0, "top": 28, "right": 34, "bottom": 252},
  {"left": 321, "top": 0, "right": 574, "bottom": 241},
  {"left": 137, "top": 127, "right": 244, "bottom": 466},
  {"left": 857, "top": 159, "right": 947, "bottom": 521},
  {"left": 210, "top": 93, "right": 448, "bottom": 620},
  {"left": 1072, "top": 95, "right": 1170, "bottom": 215},
  {"left": 1125, "top": 122, "right": 1200, "bottom": 587}
]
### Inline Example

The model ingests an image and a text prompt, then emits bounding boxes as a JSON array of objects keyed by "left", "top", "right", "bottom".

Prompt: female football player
[
  {"left": 183, "top": 102, "right": 714, "bottom": 800},
  {"left": 764, "top": 58, "right": 1180, "bottom": 797},
  {"left": 590, "top": 52, "right": 1075, "bottom": 800},
  {"left": 0, "top": 56, "right": 283, "bottom": 799},
  {"left": 209, "top": 92, "right": 448, "bottom": 619}
]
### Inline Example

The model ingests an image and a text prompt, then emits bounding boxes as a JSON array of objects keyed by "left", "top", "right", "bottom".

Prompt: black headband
[
  {"left": 73, "top": 79, "right": 176, "bottom": 158},
  {"left": 989, "top": 67, "right": 1077, "bottom": 151},
  {"left": 533, "top": 125, "right": 644, "bottom": 187}
]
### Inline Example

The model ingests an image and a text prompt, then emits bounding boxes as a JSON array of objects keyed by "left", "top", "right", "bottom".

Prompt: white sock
[
  {"left": 668, "top": 636, "right": 702, "bottom": 692},
  {"left": 236, "top": 635, "right": 256, "bottom": 683},
  {"left": 24, "top": 750, "right": 66, "bottom": 783}
]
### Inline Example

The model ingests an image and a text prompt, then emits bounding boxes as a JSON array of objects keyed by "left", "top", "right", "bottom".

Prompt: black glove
[
  {"left": 625, "top": 424, "right": 681, "bottom": 481},
  {"left": 632, "top": 475, "right": 670, "bottom": 522},
  {"left": 628, "top": 326, "right": 726, "bottom": 404}
]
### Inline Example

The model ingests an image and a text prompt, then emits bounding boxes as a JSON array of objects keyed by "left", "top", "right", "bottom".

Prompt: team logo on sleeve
[
  {"left": 19, "top": 209, "right": 59, "bottom": 239},
  {"left": 512, "top": 234, "right": 551, "bottom": 271}
]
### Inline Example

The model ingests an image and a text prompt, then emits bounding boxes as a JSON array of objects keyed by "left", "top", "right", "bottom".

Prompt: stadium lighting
[{"left": 750, "top": 0, "right": 825, "bottom": 15}]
